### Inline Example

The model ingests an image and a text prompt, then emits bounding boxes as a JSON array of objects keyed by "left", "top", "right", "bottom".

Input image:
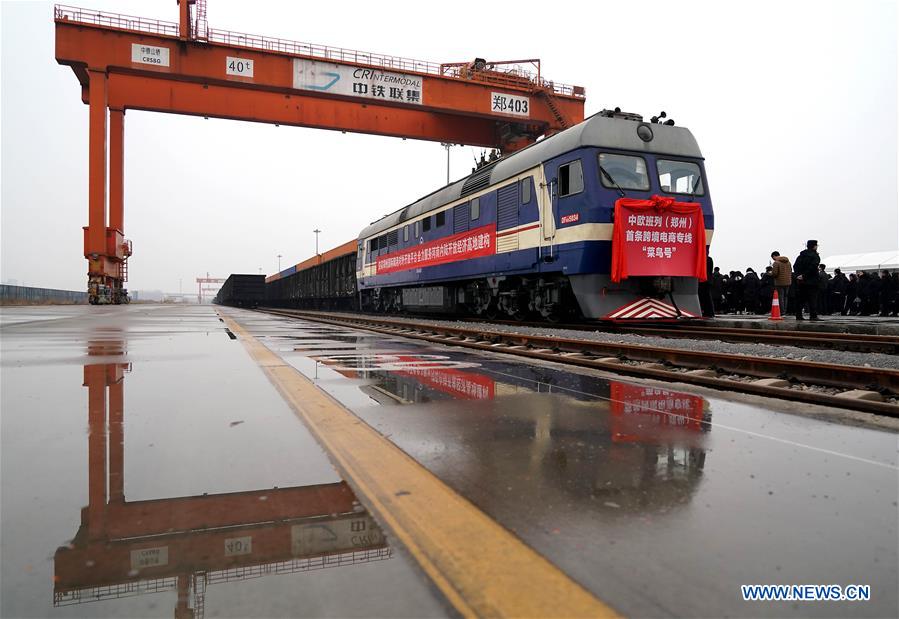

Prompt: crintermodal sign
[
  {"left": 293, "top": 59, "right": 424, "bottom": 105},
  {"left": 376, "top": 224, "right": 495, "bottom": 274}
]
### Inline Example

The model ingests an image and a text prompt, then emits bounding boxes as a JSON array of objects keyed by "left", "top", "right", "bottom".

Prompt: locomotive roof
[{"left": 359, "top": 113, "right": 703, "bottom": 239}]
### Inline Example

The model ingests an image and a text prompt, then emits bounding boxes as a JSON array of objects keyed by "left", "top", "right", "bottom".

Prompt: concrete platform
[
  {"left": 2, "top": 304, "right": 897, "bottom": 618},
  {"left": 706, "top": 313, "right": 899, "bottom": 335}
]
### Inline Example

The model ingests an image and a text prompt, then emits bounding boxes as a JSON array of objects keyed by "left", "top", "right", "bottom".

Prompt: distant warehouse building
[{"left": 822, "top": 250, "right": 898, "bottom": 274}]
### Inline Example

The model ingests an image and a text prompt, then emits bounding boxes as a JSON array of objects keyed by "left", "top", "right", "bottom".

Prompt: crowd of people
[{"left": 699, "top": 241, "right": 899, "bottom": 319}]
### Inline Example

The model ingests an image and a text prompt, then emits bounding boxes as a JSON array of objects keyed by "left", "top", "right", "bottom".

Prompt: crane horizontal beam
[
  {"left": 107, "top": 73, "right": 503, "bottom": 146},
  {"left": 55, "top": 17, "right": 585, "bottom": 149}
]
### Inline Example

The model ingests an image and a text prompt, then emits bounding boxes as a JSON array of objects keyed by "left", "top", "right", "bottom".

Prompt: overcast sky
[{"left": 1, "top": 0, "right": 896, "bottom": 292}]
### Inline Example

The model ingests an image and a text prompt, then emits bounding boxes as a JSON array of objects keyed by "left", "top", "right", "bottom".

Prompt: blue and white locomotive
[{"left": 356, "top": 109, "right": 713, "bottom": 321}]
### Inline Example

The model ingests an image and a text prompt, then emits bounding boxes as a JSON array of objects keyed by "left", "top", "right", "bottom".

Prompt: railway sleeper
[{"left": 256, "top": 310, "right": 899, "bottom": 416}]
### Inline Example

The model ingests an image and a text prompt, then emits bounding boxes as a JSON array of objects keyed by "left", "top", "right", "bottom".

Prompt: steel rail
[
  {"left": 451, "top": 318, "right": 899, "bottom": 354},
  {"left": 610, "top": 324, "right": 899, "bottom": 354},
  {"left": 257, "top": 309, "right": 899, "bottom": 418}
]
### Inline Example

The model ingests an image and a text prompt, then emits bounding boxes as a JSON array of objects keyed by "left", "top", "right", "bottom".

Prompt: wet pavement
[
  {"left": 3, "top": 304, "right": 898, "bottom": 618},
  {"left": 229, "top": 308, "right": 899, "bottom": 618},
  {"left": 0, "top": 305, "right": 448, "bottom": 618}
]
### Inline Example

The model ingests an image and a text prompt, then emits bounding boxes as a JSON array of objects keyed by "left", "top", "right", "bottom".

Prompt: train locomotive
[{"left": 259, "top": 109, "right": 714, "bottom": 321}]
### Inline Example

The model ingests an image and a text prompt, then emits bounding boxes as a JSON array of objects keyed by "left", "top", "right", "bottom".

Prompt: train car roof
[{"left": 359, "top": 113, "right": 703, "bottom": 239}]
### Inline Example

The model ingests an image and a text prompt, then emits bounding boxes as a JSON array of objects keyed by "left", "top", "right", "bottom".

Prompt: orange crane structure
[{"left": 55, "top": 1, "right": 586, "bottom": 304}]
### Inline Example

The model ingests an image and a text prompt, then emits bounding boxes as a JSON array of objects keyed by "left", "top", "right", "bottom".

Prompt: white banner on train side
[{"left": 293, "top": 59, "right": 423, "bottom": 105}]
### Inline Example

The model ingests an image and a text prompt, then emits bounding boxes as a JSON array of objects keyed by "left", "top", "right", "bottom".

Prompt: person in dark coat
[
  {"left": 817, "top": 264, "right": 832, "bottom": 314},
  {"left": 879, "top": 270, "right": 895, "bottom": 317},
  {"left": 829, "top": 268, "right": 849, "bottom": 315},
  {"left": 845, "top": 273, "right": 860, "bottom": 315},
  {"left": 742, "top": 268, "right": 761, "bottom": 314},
  {"left": 891, "top": 273, "right": 899, "bottom": 316},
  {"left": 698, "top": 255, "right": 716, "bottom": 317},
  {"left": 868, "top": 272, "right": 884, "bottom": 315},
  {"left": 720, "top": 275, "right": 731, "bottom": 313},
  {"left": 792, "top": 240, "right": 821, "bottom": 320},
  {"left": 760, "top": 266, "right": 775, "bottom": 313},
  {"left": 711, "top": 267, "right": 725, "bottom": 313},
  {"left": 728, "top": 271, "right": 745, "bottom": 314},
  {"left": 858, "top": 271, "right": 874, "bottom": 315}
]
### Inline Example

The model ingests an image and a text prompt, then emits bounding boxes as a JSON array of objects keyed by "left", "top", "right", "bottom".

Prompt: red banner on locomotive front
[{"left": 611, "top": 195, "right": 707, "bottom": 282}]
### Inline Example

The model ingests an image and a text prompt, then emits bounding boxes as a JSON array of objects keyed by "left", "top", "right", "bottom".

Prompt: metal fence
[{"left": 0, "top": 285, "right": 87, "bottom": 305}]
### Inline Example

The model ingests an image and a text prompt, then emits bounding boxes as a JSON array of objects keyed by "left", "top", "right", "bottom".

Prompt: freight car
[
  {"left": 264, "top": 241, "right": 357, "bottom": 310},
  {"left": 214, "top": 274, "right": 265, "bottom": 308},
  {"left": 262, "top": 108, "right": 714, "bottom": 321}
]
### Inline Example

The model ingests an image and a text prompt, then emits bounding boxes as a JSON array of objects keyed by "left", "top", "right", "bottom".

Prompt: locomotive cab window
[
  {"left": 657, "top": 159, "right": 704, "bottom": 195},
  {"left": 423, "top": 216, "right": 431, "bottom": 232},
  {"left": 558, "top": 160, "right": 584, "bottom": 197},
  {"left": 470, "top": 198, "right": 480, "bottom": 221},
  {"left": 436, "top": 211, "right": 445, "bottom": 227},
  {"left": 598, "top": 153, "right": 650, "bottom": 191}
]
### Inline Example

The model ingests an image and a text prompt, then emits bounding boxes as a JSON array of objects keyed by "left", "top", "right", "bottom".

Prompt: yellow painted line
[{"left": 220, "top": 310, "right": 619, "bottom": 619}]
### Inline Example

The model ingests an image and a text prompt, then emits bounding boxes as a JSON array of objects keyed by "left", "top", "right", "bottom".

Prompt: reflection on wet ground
[
  {"left": 233, "top": 310, "right": 898, "bottom": 619},
  {"left": 0, "top": 306, "right": 447, "bottom": 618},
  {"left": 58, "top": 362, "right": 386, "bottom": 616}
]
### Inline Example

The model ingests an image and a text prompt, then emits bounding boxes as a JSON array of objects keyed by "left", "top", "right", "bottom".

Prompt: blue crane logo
[{"left": 307, "top": 71, "right": 340, "bottom": 91}]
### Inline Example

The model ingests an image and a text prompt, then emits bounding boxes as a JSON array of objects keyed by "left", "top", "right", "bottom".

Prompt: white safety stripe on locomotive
[
  {"left": 496, "top": 223, "right": 714, "bottom": 253},
  {"left": 607, "top": 297, "right": 697, "bottom": 319},
  {"left": 358, "top": 224, "right": 715, "bottom": 278}
]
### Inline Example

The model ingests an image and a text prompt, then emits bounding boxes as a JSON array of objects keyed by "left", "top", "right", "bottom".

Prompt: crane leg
[
  {"left": 84, "top": 71, "right": 129, "bottom": 305},
  {"left": 108, "top": 108, "right": 130, "bottom": 304}
]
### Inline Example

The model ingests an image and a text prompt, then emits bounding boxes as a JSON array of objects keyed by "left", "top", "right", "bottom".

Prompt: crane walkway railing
[{"left": 54, "top": 5, "right": 584, "bottom": 97}]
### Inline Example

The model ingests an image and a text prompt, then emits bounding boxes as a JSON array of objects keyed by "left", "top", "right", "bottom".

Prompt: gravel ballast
[{"left": 312, "top": 313, "right": 899, "bottom": 371}]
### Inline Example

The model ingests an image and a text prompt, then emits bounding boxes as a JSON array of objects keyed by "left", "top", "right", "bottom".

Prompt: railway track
[
  {"left": 258, "top": 309, "right": 899, "bottom": 417},
  {"left": 456, "top": 318, "right": 899, "bottom": 354}
]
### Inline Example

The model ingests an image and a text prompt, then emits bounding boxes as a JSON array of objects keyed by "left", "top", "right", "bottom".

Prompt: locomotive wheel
[
  {"left": 541, "top": 306, "right": 561, "bottom": 323},
  {"left": 483, "top": 301, "right": 499, "bottom": 320}
]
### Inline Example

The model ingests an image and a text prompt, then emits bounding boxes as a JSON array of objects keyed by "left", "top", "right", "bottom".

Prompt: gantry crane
[
  {"left": 196, "top": 274, "right": 226, "bottom": 304},
  {"left": 55, "top": 1, "right": 586, "bottom": 304}
]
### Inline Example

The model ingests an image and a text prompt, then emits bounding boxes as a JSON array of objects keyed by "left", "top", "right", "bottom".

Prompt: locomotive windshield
[
  {"left": 599, "top": 153, "right": 649, "bottom": 191},
  {"left": 598, "top": 153, "right": 650, "bottom": 191},
  {"left": 657, "top": 159, "right": 704, "bottom": 196}
]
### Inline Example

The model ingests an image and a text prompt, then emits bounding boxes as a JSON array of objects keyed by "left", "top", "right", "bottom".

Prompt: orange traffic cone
[{"left": 769, "top": 289, "right": 784, "bottom": 321}]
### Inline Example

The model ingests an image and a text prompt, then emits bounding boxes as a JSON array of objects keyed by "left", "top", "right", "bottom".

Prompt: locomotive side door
[{"left": 537, "top": 165, "right": 556, "bottom": 246}]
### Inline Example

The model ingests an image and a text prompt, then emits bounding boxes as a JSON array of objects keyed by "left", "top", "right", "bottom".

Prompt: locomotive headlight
[
  {"left": 653, "top": 276, "right": 673, "bottom": 292},
  {"left": 636, "top": 124, "right": 654, "bottom": 142}
]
